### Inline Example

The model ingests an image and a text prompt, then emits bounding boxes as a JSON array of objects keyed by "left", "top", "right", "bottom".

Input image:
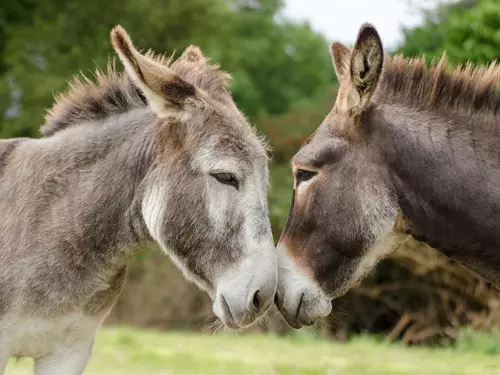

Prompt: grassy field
[{"left": 6, "top": 326, "right": 500, "bottom": 375}]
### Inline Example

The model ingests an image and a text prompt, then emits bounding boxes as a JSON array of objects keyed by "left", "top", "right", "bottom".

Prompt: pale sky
[{"left": 282, "top": 0, "right": 448, "bottom": 50}]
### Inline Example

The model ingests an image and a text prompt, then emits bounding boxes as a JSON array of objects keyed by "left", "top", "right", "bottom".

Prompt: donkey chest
[{"left": 2, "top": 312, "right": 101, "bottom": 358}]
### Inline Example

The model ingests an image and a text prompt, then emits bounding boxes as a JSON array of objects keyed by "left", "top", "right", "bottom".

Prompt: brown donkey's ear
[
  {"left": 335, "top": 23, "right": 384, "bottom": 116},
  {"left": 110, "top": 25, "right": 202, "bottom": 117},
  {"left": 350, "top": 23, "right": 384, "bottom": 113},
  {"left": 331, "top": 42, "right": 351, "bottom": 80}
]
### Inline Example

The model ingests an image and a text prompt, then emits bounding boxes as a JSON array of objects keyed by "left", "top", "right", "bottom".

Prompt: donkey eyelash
[
  {"left": 295, "top": 169, "right": 318, "bottom": 186},
  {"left": 211, "top": 172, "right": 239, "bottom": 189}
]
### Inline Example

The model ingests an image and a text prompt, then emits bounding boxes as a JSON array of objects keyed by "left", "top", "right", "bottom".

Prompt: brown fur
[
  {"left": 275, "top": 22, "right": 500, "bottom": 329},
  {"left": 377, "top": 53, "right": 500, "bottom": 121}
]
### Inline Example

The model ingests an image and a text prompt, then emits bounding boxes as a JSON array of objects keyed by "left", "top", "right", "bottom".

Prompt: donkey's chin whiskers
[
  {"left": 323, "top": 313, "right": 342, "bottom": 331},
  {"left": 205, "top": 318, "right": 226, "bottom": 335},
  {"left": 258, "top": 313, "right": 272, "bottom": 329},
  {"left": 199, "top": 310, "right": 218, "bottom": 331},
  {"left": 332, "top": 302, "right": 349, "bottom": 316},
  {"left": 307, "top": 322, "right": 320, "bottom": 337}
]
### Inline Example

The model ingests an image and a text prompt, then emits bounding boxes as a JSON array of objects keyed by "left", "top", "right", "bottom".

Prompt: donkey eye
[
  {"left": 211, "top": 172, "right": 239, "bottom": 189},
  {"left": 295, "top": 169, "right": 317, "bottom": 186}
]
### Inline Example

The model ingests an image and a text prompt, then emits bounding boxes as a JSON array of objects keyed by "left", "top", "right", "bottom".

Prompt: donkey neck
[
  {"left": 46, "top": 108, "right": 158, "bottom": 251},
  {"left": 35, "top": 110, "right": 157, "bottom": 272},
  {"left": 0, "top": 108, "right": 166, "bottom": 316},
  {"left": 371, "top": 104, "right": 500, "bottom": 285}
]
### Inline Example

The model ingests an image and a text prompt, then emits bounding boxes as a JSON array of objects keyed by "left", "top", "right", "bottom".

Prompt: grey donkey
[{"left": 0, "top": 25, "right": 277, "bottom": 374}]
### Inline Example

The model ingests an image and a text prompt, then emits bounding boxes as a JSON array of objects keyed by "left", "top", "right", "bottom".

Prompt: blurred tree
[
  {"left": 212, "top": 0, "right": 332, "bottom": 116},
  {"left": 399, "top": 0, "right": 500, "bottom": 66},
  {"left": 0, "top": 0, "right": 43, "bottom": 125},
  {"left": 0, "top": 0, "right": 332, "bottom": 138},
  {"left": 1, "top": 0, "right": 231, "bottom": 136}
]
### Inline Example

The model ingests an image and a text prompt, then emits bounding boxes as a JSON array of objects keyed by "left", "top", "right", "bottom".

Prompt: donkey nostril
[
  {"left": 295, "top": 293, "right": 304, "bottom": 321},
  {"left": 252, "top": 290, "right": 261, "bottom": 311}
]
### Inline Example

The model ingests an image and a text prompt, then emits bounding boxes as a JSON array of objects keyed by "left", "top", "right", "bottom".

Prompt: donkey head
[
  {"left": 275, "top": 24, "right": 403, "bottom": 328},
  {"left": 111, "top": 26, "right": 276, "bottom": 329}
]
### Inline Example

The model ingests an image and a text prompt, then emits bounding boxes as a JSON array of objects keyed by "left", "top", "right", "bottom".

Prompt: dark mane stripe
[{"left": 376, "top": 53, "right": 500, "bottom": 119}]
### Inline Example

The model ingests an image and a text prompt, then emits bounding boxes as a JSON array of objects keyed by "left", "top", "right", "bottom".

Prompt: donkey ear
[
  {"left": 110, "top": 25, "right": 202, "bottom": 118},
  {"left": 331, "top": 42, "right": 351, "bottom": 80},
  {"left": 347, "top": 23, "right": 384, "bottom": 113}
]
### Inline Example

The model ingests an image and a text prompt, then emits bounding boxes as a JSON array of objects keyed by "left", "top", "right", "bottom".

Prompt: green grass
[{"left": 7, "top": 326, "right": 500, "bottom": 375}]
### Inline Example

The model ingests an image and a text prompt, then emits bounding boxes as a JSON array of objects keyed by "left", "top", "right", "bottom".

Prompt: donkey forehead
[
  {"left": 292, "top": 130, "right": 348, "bottom": 169},
  {"left": 292, "top": 106, "right": 360, "bottom": 169},
  {"left": 194, "top": 132, "right": 268, "bottom": 174}
]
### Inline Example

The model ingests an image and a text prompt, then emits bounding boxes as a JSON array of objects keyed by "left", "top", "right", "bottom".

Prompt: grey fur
[{"left": 0, "top": 26, "right": 275, "bottom": 374}]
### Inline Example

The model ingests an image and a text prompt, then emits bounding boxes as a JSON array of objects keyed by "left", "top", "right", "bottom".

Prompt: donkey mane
[
  {"left": 377, "top": 53, "right": 500, "bottom": 120},
  {"left": 42, "top": 47, "right": 231, "bottom": 136}
]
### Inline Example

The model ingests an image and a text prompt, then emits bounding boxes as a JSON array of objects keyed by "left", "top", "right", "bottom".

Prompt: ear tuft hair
[{"left": 181, "top": 45, "right": 206, "bottom": 63}]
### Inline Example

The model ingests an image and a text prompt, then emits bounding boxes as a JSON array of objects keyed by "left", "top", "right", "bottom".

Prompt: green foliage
[
  {"left": 257, "top": 86, "right": 336, "bottom": 163},
  {"left": 0, "top": 0, "right": 332, "bottom": 138},
  {"left": 399, "top": 0, "right": 500, "bottom": 66}
]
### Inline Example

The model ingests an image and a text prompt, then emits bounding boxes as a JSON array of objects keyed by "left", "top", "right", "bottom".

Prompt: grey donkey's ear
[{"left": 110, "top": 25, "right": 203, "bottom": 117}]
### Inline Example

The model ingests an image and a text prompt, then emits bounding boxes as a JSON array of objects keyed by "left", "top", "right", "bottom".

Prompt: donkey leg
[
  {"left": 0, "top": 353, "right": 8, "bottom": 375},
  {"left": 34, "top": 338, "right": 94, "bottom": 375}
]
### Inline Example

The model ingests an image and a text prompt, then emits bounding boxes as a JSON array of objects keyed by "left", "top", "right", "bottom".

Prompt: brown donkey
[
  {"left": 0, "top": 26, "right": 276, "bottom": 374},
  {"left": 275, "top": 23, "right": 500, "bottom": 328}
]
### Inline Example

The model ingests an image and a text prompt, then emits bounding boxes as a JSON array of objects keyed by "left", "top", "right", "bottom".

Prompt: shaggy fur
[
  {"left": 377, "top": 53, "right": 500, "bottom": 121},
  {"left": 42, "top": 47, "right": 231, "bottom": 136}
]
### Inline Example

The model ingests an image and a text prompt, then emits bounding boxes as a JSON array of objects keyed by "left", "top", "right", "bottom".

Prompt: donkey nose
[
  {"left": 214, "top": 275, "right": 276, "bottom": 329},
  {"left": 213, "top": 240, "right": 277, "bottom": 329},
  {"left": 250, "top": 290, "right": 262, "bottom": 311},
  {"left": 275, "top": 287, "right": 332, "bottom": 329},
  {"left": 247, "top": 288, "right": 274, "bottom": 314}
]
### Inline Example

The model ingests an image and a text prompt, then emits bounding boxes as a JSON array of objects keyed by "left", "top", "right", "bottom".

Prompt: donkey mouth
[
  {"left": 275, "top": 293, "right": 312, "bottom": 329},
  {"left": 279, "top": 311, "right": 313, "bottom": 330},
  {"left": 216, "top": 294, "right": 271, "bottom": 330},
  {"left": 218, "top": 294, "right": 239, "bottom": 329}
]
